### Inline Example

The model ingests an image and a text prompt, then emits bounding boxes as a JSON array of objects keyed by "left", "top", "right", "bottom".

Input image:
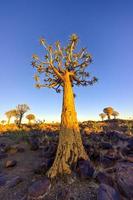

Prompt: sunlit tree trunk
[
  {"left": 18, "top": 114, "right": 23, "bottom": 127},
  {"left": 48, "top": 72, "right": 88, "bottom": 178},
  {"left": 7, "top": 117, "right": 11, "bottom": 124},
  {"left": 107, "top": 114, "right": 111, "bottom": 120}
]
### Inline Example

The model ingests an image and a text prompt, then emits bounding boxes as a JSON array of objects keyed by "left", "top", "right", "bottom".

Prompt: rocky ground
[{"left": 0, "top": 130, "right": 133, "bottom": 200}]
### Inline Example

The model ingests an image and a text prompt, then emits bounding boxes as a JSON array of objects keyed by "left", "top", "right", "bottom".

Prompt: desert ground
[{"left": 0, "top": 119, "right": 133, "bottom": 200}]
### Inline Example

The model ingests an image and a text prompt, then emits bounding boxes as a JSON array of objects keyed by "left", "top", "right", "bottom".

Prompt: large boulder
[
  {"left": 116, "top": 162, "right": 133, "bottom": 199},
  {"left": 97, "top": 183, "right": 120, "bottom": 200},
  {"left": 77, "top": 159, "right": 95, "bottom": 179},
  {"left": 28, "top": 178, "right": 51, "bottom": 200}
]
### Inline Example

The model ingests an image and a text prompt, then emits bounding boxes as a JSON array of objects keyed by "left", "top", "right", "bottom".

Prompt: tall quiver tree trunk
[{"left": 48, "top": 71, "right": 88, "bottom": 178}]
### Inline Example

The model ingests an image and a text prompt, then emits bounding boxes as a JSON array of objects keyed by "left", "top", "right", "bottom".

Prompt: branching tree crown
[
  {"left": 32, "top": 34, "right": 97, "bottom": 92},
  {"left": 16, "top": 104, "right": 30, "bottom": 126}
]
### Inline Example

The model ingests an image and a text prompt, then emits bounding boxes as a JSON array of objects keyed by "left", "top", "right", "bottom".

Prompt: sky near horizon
[{"left": 0, "top": 0, "right": 133, "bottom": 122}]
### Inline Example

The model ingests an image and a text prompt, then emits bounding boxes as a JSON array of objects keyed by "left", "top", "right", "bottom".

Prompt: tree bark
[
  {"left": 18, "top": 114, "right": 23, "bottom": 127},
  {"left": 47, "top": 71, "right": 88, "bottom": 178},
  {"left": 7, "top": 117, "right": 11, "bottom": 124},
  {"left": 107, "top": 114, "right": 111, "bottom": 120}
]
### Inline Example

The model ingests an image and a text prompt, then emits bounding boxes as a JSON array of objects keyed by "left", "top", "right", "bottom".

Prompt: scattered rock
[
  {"left": 2, "top": 144, "right": 11, "bottom": 153},
  {"left": 77, "top": 159, "right": 95, "bottom": 179},
  {"left": 29, "top": 137, "right": 39, "bottom": 151},
  {"left": 100, "top": 142, "right": 113, "bottom": 149},
  {"left": 34, "top": 160, "right": 50, "bottom": 175},
  {"left": 89, "top": 147, "right": 100, "bottom": 161},
  {"left": 28, "top": 177, "right": 51, "bottom": 200},
  {"left": 97, "top": 183, "right": 120, "bottom": 200},
  {"left": 100, "top": 155, "right": 116, "bottom": 168},
  {"left": 40, "top": 144, "right": 56, "bottom": 158},
  {"left": 4, "top": 145, "right": 18, "bottom": 154},
  {"left": 116, "top": 162, "right": 133, "bottom": 199},
  {"left": 5, "top": 160, "right": 17, "bottom": 168}
]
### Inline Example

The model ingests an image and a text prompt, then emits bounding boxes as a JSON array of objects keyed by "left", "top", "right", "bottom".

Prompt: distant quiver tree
[
  {"left": 5, "top": 109, "right": 17, "bottom": 124},
  {"left": 26, "top": 114, "right": 35, "bottom": 124},
  {"left": 99, "top": 113, "right": 106, "bottom": 121},
  {"left": 112, "top": 110, "right": 119, "bottom": 119},
  {"left": 103, "top": 107, "right": 114, "bottom": 120},
  {"left": 16, "top": 104, "right": 30, "bottom": 127}
]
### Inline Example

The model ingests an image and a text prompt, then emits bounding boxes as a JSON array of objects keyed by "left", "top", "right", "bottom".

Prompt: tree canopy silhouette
[
  {"left": 26, "top": 114, "right": 35, "bottom": 124},
  {"left": 103, "top": 107, "right": 114, "bottom": 120},
  {"left": 32, "top": 34, "right": 97, "bottom": 178}
]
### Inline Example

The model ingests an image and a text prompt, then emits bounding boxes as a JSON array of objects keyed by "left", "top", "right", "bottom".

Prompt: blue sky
[{"left": 0, "top": 0, "right": 133, "bottom": 122}]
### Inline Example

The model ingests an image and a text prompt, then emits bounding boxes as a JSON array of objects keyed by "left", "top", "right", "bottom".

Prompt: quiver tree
[
  {"left": 103, "top": 107, "right": 114, "bottom": 120},
  {"left": 99, "top": 113, "right": 106, "bottom": 121},
  {"left": 112, "top": 110, "right": 119, "bottom": 119},
  {"left": 5, "top": 109, "right": 17, "bottom": 124},
  {"left": 26, "top": 114, "right": 35, "bottom": 124},
  {"left": 1, "top": 120, "right": 6, "bottom": 125},
  {"left": 16, "top": 104, "right": 30, "bottom": 127},
  {"left": 32, "top": 34, "right": 97, "bottom": 178}
]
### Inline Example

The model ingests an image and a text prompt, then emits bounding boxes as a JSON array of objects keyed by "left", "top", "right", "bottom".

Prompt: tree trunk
[
  {"left": 7, "top": 117, "right": 11, "bottom": 124},
  {"left": 18, "top": 114, "right": 23, "bottom": 127},
  {"left": 107, "top": 114, "right": 111, "bottom": 120},
  {"left": 48, "top": 71, "right": 88, "bottom": 178}
]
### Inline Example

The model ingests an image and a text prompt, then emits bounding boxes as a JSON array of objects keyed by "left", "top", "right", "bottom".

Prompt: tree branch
[{"left": 50, "top": 64, "right": 64, "bottom": 81}]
